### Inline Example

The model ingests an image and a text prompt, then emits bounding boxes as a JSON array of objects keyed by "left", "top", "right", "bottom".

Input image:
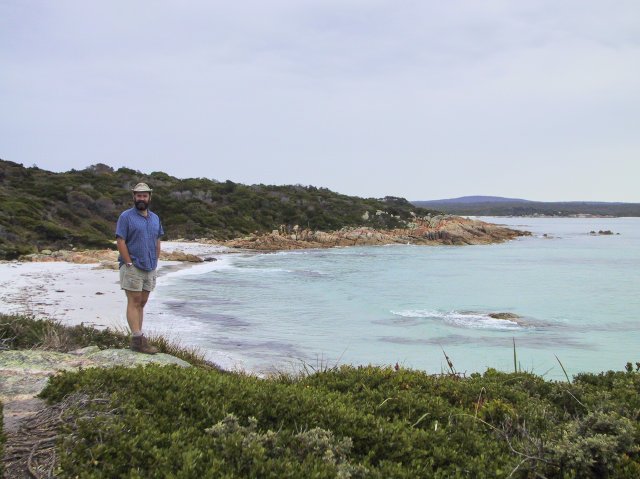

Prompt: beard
[{"left": 135, "top": 200, "right": 149, "bottom": 211}]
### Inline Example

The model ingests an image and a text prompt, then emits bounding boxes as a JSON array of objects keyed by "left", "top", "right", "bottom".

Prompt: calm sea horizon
[{"left": 147, "top": 216, "right": 640, "bottom": 380}]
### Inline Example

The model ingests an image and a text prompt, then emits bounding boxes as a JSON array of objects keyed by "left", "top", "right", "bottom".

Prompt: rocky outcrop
[
  {"left": 18, "top": 248, "right": 204, "bottom": 267},
  {"left": 1, "top": 348, "right": 191, "bottom": 434},
  {"left": 19, "top": 249, "right": 117, "bottom": 264},
  {"left": 160, "top": 251, "right": 205, "bottom": 262},
  {"left": 13, "top": 217, "right": 529, "bottom": 259},
  {"left": 224, "top": 216, "right": 529, "bottom": 251},
  {"left": 1, "top": 348, "right": 190, "bottom": 400}
]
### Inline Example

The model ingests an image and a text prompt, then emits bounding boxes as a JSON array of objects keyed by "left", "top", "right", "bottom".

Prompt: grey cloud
[{"left": 1, "top": 1, "right": 639, "bottom": 201}]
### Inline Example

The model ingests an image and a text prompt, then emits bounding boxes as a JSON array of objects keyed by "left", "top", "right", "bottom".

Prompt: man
[{"left": 115, "top": 182, "right": 164, "bottom": 354}]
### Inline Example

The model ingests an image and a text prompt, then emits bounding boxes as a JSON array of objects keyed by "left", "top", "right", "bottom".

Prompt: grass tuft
[
  {"left": 0, "top": 314, "right": 219, "bottom": 369},
  {"left": 0, "top": 314, "right": 130, "bottom": 351},
  {"left": 144, "top": 331, "right": 219, "bottom": 369},
  {"left": 555, "top": 354, "right": 572, "bottom": 383}
]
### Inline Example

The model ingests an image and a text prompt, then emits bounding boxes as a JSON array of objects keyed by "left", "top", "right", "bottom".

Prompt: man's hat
[{"left": 132, "top": 182, "right": 153, "bottom": 193}]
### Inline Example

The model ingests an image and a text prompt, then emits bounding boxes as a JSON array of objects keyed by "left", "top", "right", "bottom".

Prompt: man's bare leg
[
  {"left": 126, "top": 289, "right": 157, "bottom": 354},
  {"left": 139, "top": 290, "right": 151, "bottom": 330},
  {"left": 125, "top": 290, "right": 144, "bottom": 334}
]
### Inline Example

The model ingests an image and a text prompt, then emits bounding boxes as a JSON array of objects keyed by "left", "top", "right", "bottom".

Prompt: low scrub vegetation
[
  {"left": 0, "top": 401, "right": 4, "bottom": 478},
  {"left": 0, "top": 160, "right": 438, "bottom": 259},
  {"left": 4, "top": 315, "right": 639, "bottom": 477},
  {"left": 38, "top": 366, "right": 640, "bottom": 478},
  {"left": 39, "top": 364, "right": 640, "bottom": 477}
]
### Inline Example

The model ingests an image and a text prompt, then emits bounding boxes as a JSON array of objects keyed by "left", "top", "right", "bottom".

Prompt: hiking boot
[{"left": 131, "top": 335, "right": 158, "bottom": 355}]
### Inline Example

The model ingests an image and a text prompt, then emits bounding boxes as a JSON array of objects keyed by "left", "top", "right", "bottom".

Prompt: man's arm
[
  {"left": 116, "top": 237, "right": 133, "bottom": 265},
  {"left": 157, "top": 219, "right": 164, "bottom": 260}
]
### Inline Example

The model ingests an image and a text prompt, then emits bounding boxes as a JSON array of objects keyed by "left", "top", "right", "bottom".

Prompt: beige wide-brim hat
[{"left": 132, "top": 182, "right": 153, "bottom": 192}]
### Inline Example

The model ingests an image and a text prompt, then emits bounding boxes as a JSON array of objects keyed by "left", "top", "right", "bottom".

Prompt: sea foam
[{"left": 390, "top": 309, "right": 522, "bottom": 330}]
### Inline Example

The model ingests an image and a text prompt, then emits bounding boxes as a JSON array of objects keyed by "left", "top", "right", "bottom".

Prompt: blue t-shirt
[{"left": 115, "top": 208, "right": 164, "bottom": 271}]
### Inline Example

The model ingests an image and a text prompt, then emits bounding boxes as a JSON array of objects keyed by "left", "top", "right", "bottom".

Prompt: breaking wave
[{"left": 390, "top": 309, "right": 523, "bottom": 330}]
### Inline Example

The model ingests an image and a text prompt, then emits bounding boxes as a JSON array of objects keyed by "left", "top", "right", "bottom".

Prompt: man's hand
[{"left": 116, "top": 237, "right": 133, "bottom": 265}]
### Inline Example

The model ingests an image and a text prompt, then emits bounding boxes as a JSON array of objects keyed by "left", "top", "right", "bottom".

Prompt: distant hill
[
  {"left": 0, "top": 159, "right": 439, "bottom": 259},
  {"left": 412, "top": 196, "right": 640, "bottom": 217},
  {"left": 419, "top": 196, "right": 532, "bottom": 205}
]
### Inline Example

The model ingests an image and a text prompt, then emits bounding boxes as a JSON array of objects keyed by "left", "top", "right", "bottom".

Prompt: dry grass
[
  {"left": 0, "top": 314, "right": 222, "bottom": 370},
  {"left": 0, "top": 314, "right": 129, "bottom": 351},
  {"left": 144, "top": 331, "right": 221, "bottom": 370},
  {"left": 3, "top": 393, "right": 113, "bottom": 479}
]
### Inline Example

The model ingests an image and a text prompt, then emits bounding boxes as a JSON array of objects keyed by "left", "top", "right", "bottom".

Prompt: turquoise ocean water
[{"left": 148, "top": 217, "right": 640, "bottom": 379}]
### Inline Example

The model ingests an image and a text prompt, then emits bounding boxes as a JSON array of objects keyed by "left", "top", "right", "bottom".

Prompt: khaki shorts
[{"left": 119, "top": 264, "right": 157, "bottom": 292}]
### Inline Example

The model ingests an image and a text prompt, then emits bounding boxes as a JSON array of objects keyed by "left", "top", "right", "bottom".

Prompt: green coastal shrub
[
  {"left": 6, "top": 312, "right": 637, "bottom": 477},
  {"left": 0, "top": 241, "right": 35, "bottom": 260},
  {"left": 548, "top": 411, "right": 636, "bottom": 477},
  {"left": 200, "top": 414, "right": 368, "bottom": 478},
  {"left": 40, "top": 363, "right": 640, "bottom": 478},
  {"left": 34, "top": 221, "right": 72, "bottom": 241},
  {"left": 0, "top": 159, "right": 440, "bottom": 258},
  {"left": 0, "top": 400, "right": 4, "bottom": 478}
]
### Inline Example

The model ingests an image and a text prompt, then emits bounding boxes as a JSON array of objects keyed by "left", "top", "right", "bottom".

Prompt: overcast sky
[{"left": 1, "top": 1, "right": 639, "bottom": 202}]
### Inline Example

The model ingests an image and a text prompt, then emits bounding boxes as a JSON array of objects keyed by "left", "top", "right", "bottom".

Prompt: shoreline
[
  {"left": 0, "top": 215, "right": 528, "bottom": 372},
  {"left": 2, "top": 217, "right": 635, "bottom": 377},
  {"left": 0, "top": 241, "right": 251, "bottom": 371},
  {"left": 1, "top": 233, "right": 519, "bottom": 374},
  {"left": 0, "top": 242, "right": 230, "bottom": 331},
  {"left": 0, "top": 215, "right": 529, "bottom": 323}
]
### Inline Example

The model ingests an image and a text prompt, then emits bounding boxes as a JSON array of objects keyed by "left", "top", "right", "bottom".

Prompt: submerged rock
[
  {"left": 488, "top": 312, "right": 521, "bottom": 320},
  {"left": 487, "top": 312, "right": 532, "bottom": 327}
]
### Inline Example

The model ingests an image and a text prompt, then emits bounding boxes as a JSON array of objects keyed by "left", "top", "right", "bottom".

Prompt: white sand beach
[{"left": 0, "top": 242, "right": 230, "bottom": 332}]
